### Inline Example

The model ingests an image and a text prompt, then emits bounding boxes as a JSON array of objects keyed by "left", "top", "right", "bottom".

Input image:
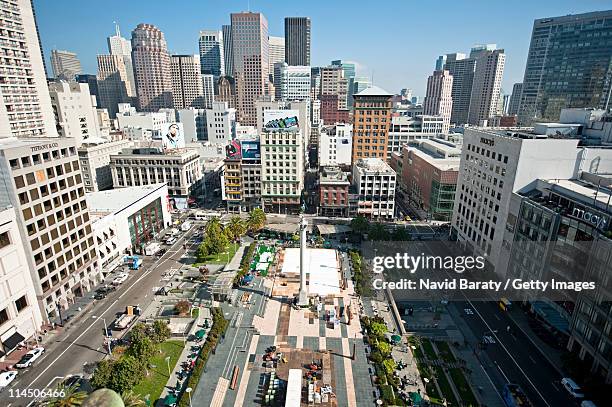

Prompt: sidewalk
[{"left": 158, "top": 306, "right": 212, "bottom": 403}]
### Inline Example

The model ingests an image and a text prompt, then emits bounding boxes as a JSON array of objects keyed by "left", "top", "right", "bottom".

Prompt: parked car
[
  {"left": 15, "top": 347, "right": 45, "bottom": 368},
  {"left": 112, "top": 272, "right": 129, "bottom": 286},
  {"left": 0, "top": 371, "right": 17, "bottom": 391},
  {"left": 62, "top": 374, "right": 94, "bottom": 393},
  {"left": 94, "top": 285, "right": 115, "bottom": 299},
  {"left": 165, "top": 236, "right": 177, "bottom": 245},
  {"left": 561, "top": 377, "right": 585, "bottom": 398}
]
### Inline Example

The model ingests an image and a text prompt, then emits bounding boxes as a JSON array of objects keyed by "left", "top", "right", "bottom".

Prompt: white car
[
  {"left": 15, "top": 347, "right": 45, "bottom": 368},
  {"left": 112, "top": 272, "right": 129, "bottom": 286},
  {"left": 0, "top": 370, "right": 17, "bottom": 391},
  {"left": 561, "top": 377, "right": 585, "bottom": 398},
  {"left": 165, "top": 237, "right": 177, "bottom": 245}
]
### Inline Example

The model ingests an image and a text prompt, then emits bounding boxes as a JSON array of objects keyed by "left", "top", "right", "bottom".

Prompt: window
[
  {"left": 15, "top": 295, "right": 27, "bottom": 313},
  {"left": 0, "top": 308, "right": 8, "bottom": 326},
  {"left": 0, "top": 231, "right": 9, "bottom": 249}
]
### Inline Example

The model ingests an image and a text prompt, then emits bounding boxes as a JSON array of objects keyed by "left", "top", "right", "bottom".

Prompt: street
[
  {"left": 453, "top": 300, "right": 577, "bottom": 407},
  {"left": 2, "top": 220, "right": 201, "bottom": 407}
]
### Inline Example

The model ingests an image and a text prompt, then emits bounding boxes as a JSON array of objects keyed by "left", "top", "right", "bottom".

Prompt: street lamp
[
  {"left": 165, "top": 356, "right": 171, "bottom": 377},
  {"left": 185, "top": 387, "right": 193, "bottom": 407},
  {"left": 94, "top": 315, "right": 112, "bottom": 355}
]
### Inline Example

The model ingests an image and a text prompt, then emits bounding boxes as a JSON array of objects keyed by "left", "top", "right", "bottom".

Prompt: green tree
[
  {"left": 108, "top": 355, "right": 143, "bottom": 394},
  {"left": 121, "top": 390, "right": 145, "bottom": 407},
  {"left": 90, "top": 359, "right": 115, "bottom": 389},
  {"left": 291, "top": 233, "right": 299, "bottom": 242},
  {"left": 246, "top": 208, "right": 266, "bottom": 231},
  {"left": 127, "top": 335, "right": 156, "bottom": 361},
  {"left": 151, "top": 320, "right": 171, "bottom": 344},
  {"left": 196, "top": 242, "right": 209, "bottom": 262},
  {"left": 370, "top": 321, "right": 388, "bottom": 338},
  {"left": 378, "top": 341, "right": 392, "bottom": 356},
  {"left": 42, "top": 384, "right": 87, "bottom": 407},
  {"left": 382, "top": 358, "right": 397, "bottom": 374},
  {"left": 227, "top": 216, "right": 246, "bottom": 240},
  {"left": 203, "top": 219, "right": 229, "bottom": 255},
  {"left": 129, "top": 323, "right": 148, "bottom": 344},
  {"left": 368, "top": 223, "right": 387, "bottom": 241},
  {"left": 391, "top": 227, "right": 409, "bottom": 241},
  {"left": 350, "top": 215, "right": 370, "bottom": 235}
]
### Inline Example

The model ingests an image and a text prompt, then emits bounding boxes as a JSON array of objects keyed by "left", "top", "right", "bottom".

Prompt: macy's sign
[{"left": 571, "top": 207, "right": 609, "bottom": 230}]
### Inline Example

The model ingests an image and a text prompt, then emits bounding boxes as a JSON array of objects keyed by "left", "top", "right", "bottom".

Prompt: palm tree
[
  {"left": 228, "top": 216, "right": 246, "bottom": 240},
  {"left": 121, "top": 390, "right": 145, "bottom": 407},
  {"left": 42, "top": 384, "right": 87, "bottom": 407},
  {"left": 247, "top": 208, "right": 266, "bottom": 232}
]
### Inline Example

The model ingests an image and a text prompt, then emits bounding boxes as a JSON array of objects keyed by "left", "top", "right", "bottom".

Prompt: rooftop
[
  {"left": 86, "top": 183, "right": 168, "bottom": 216},
  {"left": 354, "top": 85, "right": 392, "bottom": 97},
  {"left": 354, "top": 158, "right": 394, "bottom": 173},
  {"left": 404, "top": 139, "right": 461, "bottom": 171},
  {"left": 320, "top": 166, "right": 350, "bottom": 184}
]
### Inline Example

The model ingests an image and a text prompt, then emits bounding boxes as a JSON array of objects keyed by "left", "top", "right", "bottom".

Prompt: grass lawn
[
  {"left": 194, "top": 242, "right": 239, "bottom": 265},
  {"left": 449, "top": 367, "right": 478, "bottom": 406},
  {"left": 132, "top": 340, "right": 185, "bottom": 404},
  {"left": 435, "top": 340, "right": 457, "bottom": 363},
  {"left": 434, "top": 366, "right": 459, "bottom": 406},
  {"left": 407, "top": 336, "right": 424, "bottom": 359},
  {"left": 421, "top": 338, "right": 438, "bottom": 360}
]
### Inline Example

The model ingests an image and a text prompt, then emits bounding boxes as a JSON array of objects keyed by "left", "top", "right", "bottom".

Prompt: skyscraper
[
  {"left": 423, "top": 70, "right": 453, "bottom": 133},
  {"left": 50, "top": 49, "right": 82, "bottom": 80},
  {"left": 268, "top": 36, "right": 285, "bottom": 81},
  {"left": 171, "top": 55, "right": 205, "bottom": 109},
  {"left": 231, "top": 12, "right": 269, "bottom": 126},
  {"left": 518, "top": 11, "right": 612, "bottom": 125},
  {"left": 131, "top": 23, "right": 173, "bottom": 111},
  {"left": 199, "top": 30, "right": 225, "bottom": 77},
  {"left": 222, "top": 24, "right": 233, "bottom": 77},
  {"left": 351, "top": 86, "right": 392, "bottom": 163},
  {"left": 0, "top": 0, "right": 56, "bottom": 138},
  {"left": 97, "top": 54, "right": 134, "bottom": 118},
  {"left": 508, "top": 83, "right": 522, "bottom": 116},
  {"left": 285, "top": 17, "right": 311, "bottom": 66},
  {"left": 467, "top": 48, "right": 505, "bottom": 126},
  {"left": 202, "top": 74, "right": 215, "bottom": 109},
  {"left": 442, "top": 53, "right": 476, "bottom": 125},
  {"left": 107, "top": 23, "right": 136, "bottom": 97},
  {"left": 331, "top": 60, "right": 356, "bottom": 107},
  {"left": 278, "top": 64, "right": 311, "bottom": 101}
]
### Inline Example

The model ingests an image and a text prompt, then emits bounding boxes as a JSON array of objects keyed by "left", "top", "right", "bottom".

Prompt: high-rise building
[
  {"left": 49, "top": 81, "right": 100, "bottom": 146},
  {"left": 278, "top": 64, "right": 311, "bottom": 101},
  {"left": 0, "top": 137, "right": 100, "bottom": 319},
  {"left": 285, "top": 17, "right": 311, "bottom": 66},
  {"left": 442, "top": 52, "right": 475, "bottom": 125},
  {"left": 0, "top": 206, "right": 44, "bottom": 355},
  {"left": 171, "top": 54, "right": 205, "bottom": 109},
  {"left": 320, "top": 65, "right": 348, "bottom": 111},
  {"left": 351, "top": 86, "right": 392, "bottom": 164},
  {"left": 353, "top": 77, "right": 372, "bottom": 96},
  {"left": 231, "top": 12, "right": 269, "bottom": 126},
  {"left": 198, "top": 30, "right": 225, "bottom": 77},
  {"left": 352, "top": 158, "right": 396, "bottom": 220},
  {"left": 222, "top": 24, "right": 233, "bottom": 77},
  {"left": 50, "top": 49, "right": 82, "bottom": 80},
  {"left": 331, "top": 60, "right": 356, "bottom": 107},
  {"left": 215, "top": 76, "right": 236, "bottom": 109},
  {"left": 518, "top": 11, "right": 612, "bottom": 125},
  {"left": 96, "top": 54, "right": 135, "bottom": 118},
  {"left": 0, "top": 0, "right": 57, "bottom": 138},
  {"left": 435, "top": 55, "right": 447, "bottom": 71},
  {"left": 467, "top": 48, "right": 505, "bottom": 126},
  {"left": 205, "top": 101, "right": 236, "bottom": 144},
  {"left": 508, "top": 83, "right": 522, "bottom": 116},
  {"left": 202, "top": 74, "right": 215, "bottom": 109},
  {"left": 423, "top": 70, "right": 453, "bottom": 133},
  {"left": 107, "top": 23, "right": 136, "bottom": 98},
  {"left": 268, "top": 36, "right": 285, "bottom": 80},
  {"left": 131, "top": 24, "right": 173, "bottom": 111}
]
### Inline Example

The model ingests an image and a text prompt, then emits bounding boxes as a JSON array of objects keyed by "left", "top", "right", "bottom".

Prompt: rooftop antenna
[{"left": 113, "top": 20, "right": 120, "bottom": 37}]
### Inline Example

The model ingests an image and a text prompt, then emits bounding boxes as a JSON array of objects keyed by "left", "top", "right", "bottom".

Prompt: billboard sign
[
  {"left": 241, "top": 140, "right": 261, "bottom": 160},
  {"left": 263, "top": 110, "right": 299, "bottom": 131},
  {"left": 225, "top": 139, "right": 241, "bottom": 159},
  {"left": 161, "top": 123, "right": 186, "bottom": 150}
]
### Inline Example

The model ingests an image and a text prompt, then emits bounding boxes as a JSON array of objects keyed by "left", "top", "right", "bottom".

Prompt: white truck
[
  {"left": 113, "top": 305, "right": 141, "bottom": 330},
  {"left": 144, "top": 242, "right": 161, "bottom": 256},
  {"left": 181, "top": 221, "right": 192, "bottom": 232}
]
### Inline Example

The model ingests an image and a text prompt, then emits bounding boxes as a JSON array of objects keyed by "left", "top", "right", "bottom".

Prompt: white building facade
[
  {"left": 352, "top": 158, "right": 396, "bottom": 219},
  {"left": 319, "top": 123, "right": 352, "bottom": 166},
  {"left": 49, "top": 81, "right": 101, "bottom": 146},
  {"left": 205, "top": 101, "right": 236, "bottom": 145}
]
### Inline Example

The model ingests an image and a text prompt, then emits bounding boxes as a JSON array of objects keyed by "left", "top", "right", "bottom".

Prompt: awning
[{"left": 2, "top": 331, "right": 25, "bottom": 353}]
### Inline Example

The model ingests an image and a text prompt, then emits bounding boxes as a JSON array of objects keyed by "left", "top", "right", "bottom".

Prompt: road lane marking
[
  {"left": 529, "top": 355, "right": 537, "bottom": 364},
  {"left": 494, "top": 314, "right": 501, "bottom": 321},
  {"left": 469, "top": 300, "right": 551, "bottom": 407}
]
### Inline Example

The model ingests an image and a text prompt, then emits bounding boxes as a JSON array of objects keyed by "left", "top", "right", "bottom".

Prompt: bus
[
  {"left": 194, "top": 211, "right": 207, "bottom": 221},
  {"left": 499, "top": 297, "right": 512, "bottom": 311}
]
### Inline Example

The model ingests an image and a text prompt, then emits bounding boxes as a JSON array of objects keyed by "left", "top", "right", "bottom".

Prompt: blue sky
[{"left": 34, "top": 0, "right": 611, "bottom": 96}]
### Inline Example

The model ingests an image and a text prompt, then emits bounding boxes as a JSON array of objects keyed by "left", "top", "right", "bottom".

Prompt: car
[
  {"left": 111, "top": 273, "right": 129, "bottom": 286},
  {"left": 15, "top": 347, "right": 45, "bottom": 368},
  {"left": 165, "top": 237, "right": 177, "bottom": 245},
  {"left": 63, "top": 374, "right": 94, "bottom": 393},
  {"left": 561, "top": 377, "right": 585, "bottom": 398},
  {"left": 0, "top": 371, "right": 17, "bottom": 391}
]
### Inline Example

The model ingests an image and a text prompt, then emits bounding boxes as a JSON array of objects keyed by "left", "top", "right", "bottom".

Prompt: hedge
[{"left": 177, "top": 308, "right": 229, "bottom": 407}]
